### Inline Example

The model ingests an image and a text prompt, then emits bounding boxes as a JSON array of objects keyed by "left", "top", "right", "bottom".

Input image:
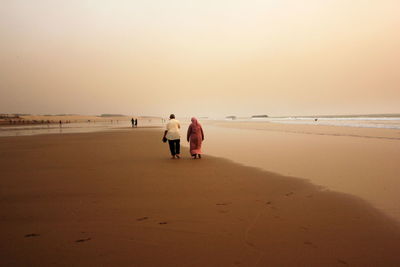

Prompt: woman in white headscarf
[{"left": 187, "top": 117, "right": 204, "bottom": 159}]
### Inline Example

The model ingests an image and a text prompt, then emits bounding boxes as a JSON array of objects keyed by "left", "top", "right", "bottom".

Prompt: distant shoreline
[
  {"left": 227, "top": 114, "right": 400, "bottom": 120},
  {"left": 271, "top": 113, "right": 400, "bottom": 118}
]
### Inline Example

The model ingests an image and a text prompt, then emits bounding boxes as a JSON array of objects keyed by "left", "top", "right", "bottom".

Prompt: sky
[{"left": 1, "top": 0, "right": 399, "bottom": 117}]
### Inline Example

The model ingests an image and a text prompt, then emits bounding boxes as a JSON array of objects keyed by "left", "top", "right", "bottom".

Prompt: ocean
[
  {"left": 230, "top": 116, "right": 400, "bottom": 130},
  {"left": 2, "top": 115, "right": 400, "bottom": 137}
]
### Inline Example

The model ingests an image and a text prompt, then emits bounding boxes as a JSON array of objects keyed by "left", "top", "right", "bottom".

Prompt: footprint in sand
[
  {"left": 159, "top": 222, "right": 168, "bottom": 225},
  {"left": 216, "top": 202, "right": 231, "bottom": 206},
  {"left": 303, "top": 241, "right": 317, "bottom": 248},
  {"left": 285, "top": 192, "right": 294, "bottom": 197},
  {"left": 300, "top": 226, "right": 309, "bottom": 231},
  {"left": 265, "top": 202, "right": 277, "bottom": 210},
  {"left": 137, "top": 217, "right": 149, "bottom": 221},
  {"left": 24, "top": 233, "right": 40, "bottom": 238},
  {"left": 75, "top": 238, "right": 91, "bottom": 243},
  {"left": 337, "top": 259, "right": 348, "bottom": 265},
  {"left": 246, "top": 241, "right": 255, "bottom": 247}
]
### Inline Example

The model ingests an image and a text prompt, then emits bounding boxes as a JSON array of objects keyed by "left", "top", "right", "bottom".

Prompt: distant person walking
[
  {"left": 163, "top": 114, "right": 181, "bottom": 159},
  {"left": 187, "top": 117, "right": 204, "bottom": 159},
  {"left": 135, "top": 119, "right": 138, "bottom": 127},
  {"left": 59, "top": 120, "right": 62, "bottom": 127},
  {"left": 131, "top": 118, "right": 135, "bottom": 128}
]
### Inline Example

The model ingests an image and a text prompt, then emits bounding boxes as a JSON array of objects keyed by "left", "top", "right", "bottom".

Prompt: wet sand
[
  {"left": 0, "top": 115, "right": 164, "bottom": 137},
  {"left": 201, "top": 121, "right": 400, "bottom": 222},
  {"left": 1, "top": 129, "right": 400, "bottom": 266}
]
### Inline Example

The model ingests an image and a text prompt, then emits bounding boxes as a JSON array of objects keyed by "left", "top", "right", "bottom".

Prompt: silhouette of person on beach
[
  {"left": 163, "top": 114, "right": 181, "bottom": 159},
  {"left": 187, "top": 117, "right": 205, "bottom": 159},
  {"left": 131, "top": 118, "right": 135, "bottom": 128},
  {"left": 59, "top": 120, "right": 62, "bottom": 127},
  {"left": 135, "top": 119, "right": 138, "bottom": 127}
]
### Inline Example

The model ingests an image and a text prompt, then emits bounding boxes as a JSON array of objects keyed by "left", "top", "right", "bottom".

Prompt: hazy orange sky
[{"left": 1, "top": 0, "right": 399, "bottom": 117}]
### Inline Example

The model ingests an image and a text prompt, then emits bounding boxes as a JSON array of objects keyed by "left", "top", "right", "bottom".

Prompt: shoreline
[
  {"left": 201, "top": 121, "right": 400, "bottom": 223},
  {"left": 2, "top": 117, "right": 400, "bottom": 137},
  {"left": 1, "top": 129, "right": 400, "bottom": 266}
]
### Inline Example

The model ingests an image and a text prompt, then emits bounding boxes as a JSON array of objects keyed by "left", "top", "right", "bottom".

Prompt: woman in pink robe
[{"left": 187, "top": 117, "right": 204, "bottom": 159}]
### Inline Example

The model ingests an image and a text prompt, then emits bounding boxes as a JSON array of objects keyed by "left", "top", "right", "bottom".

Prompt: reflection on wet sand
[
  {"left": 193, "top": 120, "right": 400, "bottom": 222},
  {"left": 0, "top": 120, "right": 165, "bottom": 137}
]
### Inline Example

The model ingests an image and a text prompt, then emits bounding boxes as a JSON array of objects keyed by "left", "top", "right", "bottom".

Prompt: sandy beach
[{"left": 1, "top": 128, "right": 400, "bottom": 266}]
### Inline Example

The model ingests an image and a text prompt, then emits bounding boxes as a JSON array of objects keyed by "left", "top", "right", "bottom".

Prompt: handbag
[{"left": 162, "top": 130, "right": 168, "bottom": 143}]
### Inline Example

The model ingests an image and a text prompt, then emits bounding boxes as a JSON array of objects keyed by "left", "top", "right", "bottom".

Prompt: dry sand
[{"left": 1, "top": 128, "right": 400, "bottom": 266}]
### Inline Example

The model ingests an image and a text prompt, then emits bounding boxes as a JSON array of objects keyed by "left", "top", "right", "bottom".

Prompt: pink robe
[{"left": 187, "top": 118, "right": 204, "bottom": 155}]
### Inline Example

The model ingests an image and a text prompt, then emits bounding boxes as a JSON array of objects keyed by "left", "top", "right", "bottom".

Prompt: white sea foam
[{"left": 244, "top": 117, "right": 400, "bottom": 130}]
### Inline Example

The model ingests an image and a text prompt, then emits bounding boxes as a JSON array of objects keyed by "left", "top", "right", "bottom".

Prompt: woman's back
[{"left": 187, "top": 118, "right": 204, "bottom": 158}]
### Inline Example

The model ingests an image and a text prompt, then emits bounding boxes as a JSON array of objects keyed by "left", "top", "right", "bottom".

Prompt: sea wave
[{"left": 242, "top": 117, "right": 400, "bottom": 130}]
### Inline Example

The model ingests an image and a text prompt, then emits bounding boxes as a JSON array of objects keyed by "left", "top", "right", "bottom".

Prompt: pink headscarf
[{"left": 190, "top": 117, "right": 201, "bottom": 133}]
